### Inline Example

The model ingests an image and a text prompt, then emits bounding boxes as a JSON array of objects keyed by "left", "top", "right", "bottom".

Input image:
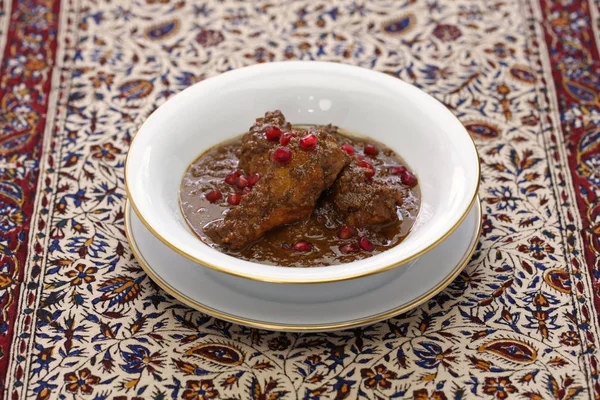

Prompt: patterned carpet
[{"left": 1, "top": 0, "right": 600, "bottom": 398}]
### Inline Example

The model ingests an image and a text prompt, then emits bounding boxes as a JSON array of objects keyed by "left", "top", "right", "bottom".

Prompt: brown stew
[{"left": 180, "top": 114, "right": 420, "bottom": 268}]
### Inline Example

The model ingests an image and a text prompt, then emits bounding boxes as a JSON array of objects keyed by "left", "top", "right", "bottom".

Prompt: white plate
[{"left": 125, "top": 199, "right": 481, "bottom": 332}]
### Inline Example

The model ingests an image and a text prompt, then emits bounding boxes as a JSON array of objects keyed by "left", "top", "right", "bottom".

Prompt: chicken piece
[
  {"left": 327, "top": 160, "right": 407, "bottom": 226},
  {"left": 206, "top": 125, "right": 350, "bottom": 250},
  {"left": 238, "top": 110, "right": 340, "bottom": 177},
  {"left": 238, "top": 110, "right": 293, "bottom": 176}
]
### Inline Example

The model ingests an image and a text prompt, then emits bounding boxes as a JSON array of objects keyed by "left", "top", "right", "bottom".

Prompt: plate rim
[{"left": 124, "top": 198, "right": 482, "bottom": 331}]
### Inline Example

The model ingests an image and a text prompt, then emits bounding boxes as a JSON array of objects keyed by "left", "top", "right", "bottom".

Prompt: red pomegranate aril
[
  {"left": 358, "top": 237, "right": 375, "bottom": 252},
  {"left": 359, "top": 160, "right": 375, "bottom": 179},
  {"left": 401, "top": 170, "right": 418, "bottom": 187},
  {"left": 340, "top": 243, "right": 359, "bottom": 254},
  {"left": 265, "top": 126, "right": 282, "bottom": 142},
  {"left": 227, "top": 193, "right": 241, "bottom": 205},
  {"left": 364, "top": 144, "right": 378, "bottom": 156},
  {"left": 248, "top": 173, "right": 261, "bottom": 187},
  {"left": 280, "top": 132, "right": 296, "bottom": 145},
  {"left": 205, "top": 190, "right": 222, "bottom": 203},
  {"left": 337, "top": 225, "right": 356, "bottom": 240},
  {"left": 293, "top": 241, "right": 312, "bottom": 252},
  {"left": 390, "top": 166, "right": 407, "bottom": 175},
  {"left": 273, "top": 147, "right": 292, "bottom": 164},
  {"left": 341, "top": 145, "right": 354, "bottom": 155},
  {"left": 224, "top": 169, "right": 242, "bottom": 185},
  {"left": 299, "top": 134, "right": 318, "bottom": 149},
  {"left": 234, "top": 175, "right": 248, "bottom": 189}
]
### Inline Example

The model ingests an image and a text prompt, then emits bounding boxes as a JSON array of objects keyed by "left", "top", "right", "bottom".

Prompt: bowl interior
[{"left": 126, "top": 62, "right": 479, "bottom": 283}]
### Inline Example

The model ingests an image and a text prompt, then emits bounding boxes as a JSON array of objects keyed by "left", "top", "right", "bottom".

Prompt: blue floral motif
[
  {"left": 4, "top": 0, "right": 597, "bottom": 399},
  {"left": 0, "top": 204, "right": 24, "bottom": 233},
  {"left": 120, "top": 344, "right": 164, "bottom": 378}
]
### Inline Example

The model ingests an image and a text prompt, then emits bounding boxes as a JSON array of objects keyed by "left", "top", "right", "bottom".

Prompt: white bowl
[{"left": 125, "top": 61, "right": 479, "bottom": 284}]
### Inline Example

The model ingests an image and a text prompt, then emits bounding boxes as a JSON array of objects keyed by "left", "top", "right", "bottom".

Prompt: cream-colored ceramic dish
[{"left": 125, "top": 61, "right": 480, "bottom": 284}]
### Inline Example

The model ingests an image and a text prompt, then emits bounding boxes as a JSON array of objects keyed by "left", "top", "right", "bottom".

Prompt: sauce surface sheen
[{"left": 180, "top": 127, "right": 421, "bottom": 267}]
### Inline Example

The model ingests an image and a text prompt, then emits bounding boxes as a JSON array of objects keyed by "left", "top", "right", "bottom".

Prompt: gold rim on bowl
[
  {"left": 124, "top": 63, "right": 481, "bottom": 284},
  {"left": 124, "top": 199, "right": 482, "bottom": 331},
  {"left": 124, "top": 134, "right": 480, "bottom": 284}
]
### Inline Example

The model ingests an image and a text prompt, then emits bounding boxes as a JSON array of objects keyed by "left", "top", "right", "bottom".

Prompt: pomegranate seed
[
  {"left": 280, "top": 132, "right": 297, "bottom": 145},
  {"left": 337, "top": 225, "right": 356, "bottom": 239},
  {"left": 225, "top": 169, "right": 242, "bottom": 185},
  {"left": 341, "top": 145, "right": 354, "bottom": 155},
  {"left": 242, "top": 187, "right": 252, "bottom": 195},
  {"left": 299, "top": 134, "right": 318, "bottom": 149},
  {"left": 265, "top": 126, "right": 282, "bottom": 142},
  {"left": 227, "top": 193, "right": 241, "bottom": 205},
  {"left": 358, "top": 237, "right": 375, "bottom": 252},
  {"left": 248, "top": 173, "right": 261, "bottom": 187},
  {"left": 364, "top": 144, "right": 378, "bottom": 156},
  {"left": 205, "top": 190, "right": 222, "bottom": 203},
  {"left": 390, "top": 166, "right": 407, "bottom": 175},
  {"left": 293, "top": 241, "right": 312, "bottom": 252},
  {"left": 340, "top": 243, "right": 359, "bottom": 254},
  {"left": 234, "top": 175, "right": 248, "bottom": 189},
  {"left": 273, "top": 147, "right": 292, "bottom": 164},
  {"left": 401, "top": 170, "right": 418, "bottom": 187},
  {"left": 359, "top": 160, "right": 375, "bottom": 179}
]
